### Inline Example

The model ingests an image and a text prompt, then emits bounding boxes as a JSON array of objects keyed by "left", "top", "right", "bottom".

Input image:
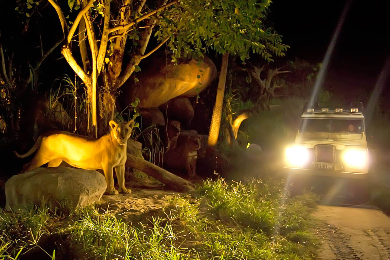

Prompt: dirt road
[{"left": 313, "top": 205, "right": 390, "bottom": 259}]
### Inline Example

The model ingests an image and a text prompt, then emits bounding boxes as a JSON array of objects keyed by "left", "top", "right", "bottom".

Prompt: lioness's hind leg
[
  {"left": 115, "top": 165, "right": 131, "bottom": 194},
  {"left": 48, "top": 159, "right": 62, "bottom": 167},
  {"left": 24, "top": 155, "right": 49, "bottom": 172}
]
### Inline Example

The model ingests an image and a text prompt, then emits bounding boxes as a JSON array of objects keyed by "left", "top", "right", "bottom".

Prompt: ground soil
[
  {"left": 95, "top": 188, "right": 185, "bottom": 225},
  {"left": 313, "top": 205, "right": 390, "bottom": 260}
]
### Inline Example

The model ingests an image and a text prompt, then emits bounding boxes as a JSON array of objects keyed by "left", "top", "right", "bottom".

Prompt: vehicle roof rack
[{"left": 302, "top": 101, "right": 365, "bottom": 115}]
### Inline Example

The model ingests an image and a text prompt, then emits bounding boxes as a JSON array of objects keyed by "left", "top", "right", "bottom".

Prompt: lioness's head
[{"left": 109, "top": 120, "right": 135, "bottom": 145}]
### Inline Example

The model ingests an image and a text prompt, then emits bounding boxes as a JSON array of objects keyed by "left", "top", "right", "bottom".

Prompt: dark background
[{"left": 270, "top": 0, "right": 390, "bottom": 106}]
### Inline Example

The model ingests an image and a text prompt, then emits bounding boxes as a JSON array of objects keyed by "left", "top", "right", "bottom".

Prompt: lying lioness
[{"left": 15, "top": 120, "right": 135, "bottom": 195}]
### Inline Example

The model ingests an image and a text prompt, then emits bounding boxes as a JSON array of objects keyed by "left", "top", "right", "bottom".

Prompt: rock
[
  {"left": 21, "top": 96, "right": 72, "bottom": 140},
  {"left": 127, "top": 139, "right": 143, "bottom": 159},
  {"left": 246, "top": 143, "right": 263, "bottom": 159},
  {"left": 160, "top": 97, "right": 194, "bottom": 128},
  {"left": 160, "top": 120, "right": 181, "bottom": 151},
  {"left": 5, "top": 167, "right": 106, "bottom": 212},
  {"left": 120, "top": 55, "right": 217, "bottom": 109},
  {"left": 139, "top": 108, "right": 165, "bottom": 127}
]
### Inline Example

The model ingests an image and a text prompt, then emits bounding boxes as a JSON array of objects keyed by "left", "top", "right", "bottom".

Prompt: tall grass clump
[
  {"left": 67, "top": 207, "right": 186, "bottom": 260},
  {"left": 165, "top": 178, "right": 319, "bottom": 259},
  {"left": 0, "top": 207, "right": 53, "bottom": 259}
]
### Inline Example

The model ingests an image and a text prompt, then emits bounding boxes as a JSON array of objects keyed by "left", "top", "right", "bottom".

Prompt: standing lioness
[{"left": 15, "top": 120, "right": 135, "bottom": 195}]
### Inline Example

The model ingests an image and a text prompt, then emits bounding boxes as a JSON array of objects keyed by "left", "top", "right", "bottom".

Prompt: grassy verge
[
  {"left": 371, "top": 183, "right": 390, "bottom": 215},
  {"left": 0, "top": 178, "right": 318, "bottom": 259}
]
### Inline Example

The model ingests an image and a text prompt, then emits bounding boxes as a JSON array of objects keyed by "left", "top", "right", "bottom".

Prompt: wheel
[{"left": 352, "top": 179, "right": 370, "bottom": 204}]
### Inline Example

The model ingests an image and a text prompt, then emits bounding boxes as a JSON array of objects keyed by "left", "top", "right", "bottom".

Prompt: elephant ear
[{"left": 109, "top": 120, "right": 118, "bottom": 130}]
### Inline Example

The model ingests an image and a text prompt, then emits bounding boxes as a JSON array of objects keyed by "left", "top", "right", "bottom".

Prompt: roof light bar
[
  {"left": 321, "top": 108, "right": 329, "bottom": 113},
  {"left": 351, "top": 108, "right": 359, "bottom": 112},
  {"left": 335, "top": 108, "right": 343, "bottom": 112},
  {"left": 307, "top": 108, "right": 314, "bottom": 113}
]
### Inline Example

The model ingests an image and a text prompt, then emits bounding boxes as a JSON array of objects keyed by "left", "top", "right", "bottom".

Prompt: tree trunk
[
  {"left": 208, "top": 52, "right": 229, "bottom": 147},
  {"left": 232, "top": 112, "right": 249, "bottom": 139},
  {"left": 126, "top": 153, "right": 195, "bottom": 193}
]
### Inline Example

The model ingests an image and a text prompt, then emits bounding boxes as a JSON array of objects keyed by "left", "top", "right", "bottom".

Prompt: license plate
[{"left": 312, "top": 162, "right": 333, "bottom": 170}]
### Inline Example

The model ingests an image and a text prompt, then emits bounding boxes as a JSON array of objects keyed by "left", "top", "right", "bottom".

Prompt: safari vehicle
[{"left": 285, "top": 103, "right": 369, "bottom": 200}]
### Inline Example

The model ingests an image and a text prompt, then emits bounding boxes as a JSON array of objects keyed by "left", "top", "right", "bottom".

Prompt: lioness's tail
[{"left": 14, "top": 136, "right": 43, "bottom": 158}]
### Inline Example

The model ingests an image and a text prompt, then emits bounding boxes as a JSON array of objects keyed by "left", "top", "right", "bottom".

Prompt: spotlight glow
[
  {"left": 285, "top": 146, "right": 310, "bottom": 168},
  {"left": 343, "top": 149, "right": 368, "bottom": 169}
]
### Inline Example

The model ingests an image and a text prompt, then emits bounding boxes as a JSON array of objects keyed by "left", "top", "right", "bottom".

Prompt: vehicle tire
[{"left": 352, "top": 179, "right": 370, "bottom": 204}]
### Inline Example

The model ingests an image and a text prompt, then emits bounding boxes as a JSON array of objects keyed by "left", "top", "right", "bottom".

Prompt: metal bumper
[{"left": 284, "top": 167, "right": 369, "bottom": 180}]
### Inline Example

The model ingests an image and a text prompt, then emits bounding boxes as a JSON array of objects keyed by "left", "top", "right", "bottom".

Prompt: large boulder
[
  {"left": 5, "top": 167, "right": 106, "bottom": 212},
  {"left": 160, "top": 97, "right": 194, "bottom": 128},
  {"left": 139, "top": 108, "right": 166, "bottom": 127},
  {"left": 120, "top": 55, "right": 217, "bottom": 109}
]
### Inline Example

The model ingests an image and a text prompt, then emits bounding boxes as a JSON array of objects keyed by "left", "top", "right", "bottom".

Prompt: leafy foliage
[{"left": 158, "top": 0, "right": 288, "bottom": 61}]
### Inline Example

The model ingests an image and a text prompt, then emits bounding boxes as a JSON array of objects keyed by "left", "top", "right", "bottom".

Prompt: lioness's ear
[
  {"left": 109, "top": 120, "right": 118, "bottom": 130},
  {"left": 127, "top": 119, "right": 135, "bottom": 128}
]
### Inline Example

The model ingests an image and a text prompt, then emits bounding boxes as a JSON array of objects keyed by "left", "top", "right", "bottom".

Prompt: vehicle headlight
[
  {"left": 342, "top": 148, "right": 368, "bottom": 169},
  {"left": 285, "top": 146, "right": 310, "bottom": 168}
]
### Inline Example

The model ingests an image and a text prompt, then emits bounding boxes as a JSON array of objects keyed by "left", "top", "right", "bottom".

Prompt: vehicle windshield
[{"left": 300, "top": 118, "right": 364, "bottom": 133}]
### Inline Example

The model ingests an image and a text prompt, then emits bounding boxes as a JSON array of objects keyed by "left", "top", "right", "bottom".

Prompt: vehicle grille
[{"left": 315, "top": 145, "right": 335, "bottom": 163}]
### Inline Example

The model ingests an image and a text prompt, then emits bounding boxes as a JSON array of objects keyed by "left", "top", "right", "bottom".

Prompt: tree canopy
[{"left": 2, "top": 0, "right": 288, "bottom": 136}]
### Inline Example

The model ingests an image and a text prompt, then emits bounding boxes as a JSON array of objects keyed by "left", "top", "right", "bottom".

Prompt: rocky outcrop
[
  {"left": 5, "top": 167, "right": 106, "bottom": 212},
  {"left": 139, "top": 108, "right": 165, "bottom": 127},
  {"left": 160, "top": 97, "right": 194, "bottom": 128},
  {"left": 120, "top": 55, "right": 217, "bottom": 109}
]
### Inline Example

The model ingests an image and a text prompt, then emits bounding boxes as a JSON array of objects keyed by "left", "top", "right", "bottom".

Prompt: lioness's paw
[
  {"left": 119, "top": 187, "right": 131, "bottom": 194},
  {"left": 105, "top": 189, "right": 119, "bottom": 195}
]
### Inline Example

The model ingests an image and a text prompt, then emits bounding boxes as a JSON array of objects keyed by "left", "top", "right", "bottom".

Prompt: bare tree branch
[
  {"left": 109, "top": 0, "right": 178, "bottom": 34},
  {"left": 83, "top": 4, "right": 98, "bottom": 137},
  {"left": 265, "top": 68, "right": 289, "bottom": 90},
  {"left": 27, "top": 37, "right": 64, "bottom": 84},
  {"left": 250, "top": 65, "right": 266, "bottom": 91},
  {"left": 78, "top": 19, "right": 90, "bottom": 73},
  {"left": 48, "top": 0, "right": 92, "bottom": 87},
  {"left": 96, "top": 0, "right": 111, "bottom": 74},
  {"left": 232, "top": 112, "right": 249, "bottom": 139},
  {"left": 47, "top": 0, "right": 69, "bottom": 36},
  {"left": 142, "top": 37, "right": 168, "bottom": 59},
  {"left": 8, "top": 52, "right": 13, "bottom": 82},
  {"left": 137, "top": 0, "right": 147, "bottom": 13},
  {"left": 67, "top": 0, "right": 94, "bottom": 44},
  {"left": 114, "top": 55, "right": 142, "bottom": 89},
  {"left": 62, "top": 47, "right": 91, "bottom": 86},
  {"left": 0, "top": 42, "right": 11, "bottom": 86}
]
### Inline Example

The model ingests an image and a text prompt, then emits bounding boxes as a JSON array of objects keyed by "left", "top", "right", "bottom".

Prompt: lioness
[{"left": 15, "top": 120, "right": 135, "bottom": 195}]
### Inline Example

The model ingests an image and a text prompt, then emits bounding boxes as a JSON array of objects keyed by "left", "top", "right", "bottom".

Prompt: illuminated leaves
[
  {"left": 68, "top": 0, "right": 80, "bottom": 11},
  {"left": 157, "top": 0, "right": 288, "bottom": 62}
]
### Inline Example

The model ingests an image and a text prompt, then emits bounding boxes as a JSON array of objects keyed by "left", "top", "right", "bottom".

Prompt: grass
[
  {"left": 0, "top": 178, "right": 319, "bottom": 259},
  {"left": 0, "top": 207, "right": 55, "bottom": 259}
]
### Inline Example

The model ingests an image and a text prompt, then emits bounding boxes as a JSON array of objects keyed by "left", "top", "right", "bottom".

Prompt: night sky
[{"left": 270, "top": 0, "right": 390, "bottom": 104}]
